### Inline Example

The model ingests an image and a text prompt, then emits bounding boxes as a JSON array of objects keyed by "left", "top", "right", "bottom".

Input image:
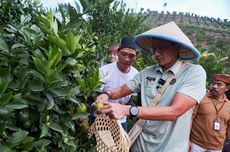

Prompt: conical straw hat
[{"left": 134, "top": 21, "right": 200, "bottom": 60}]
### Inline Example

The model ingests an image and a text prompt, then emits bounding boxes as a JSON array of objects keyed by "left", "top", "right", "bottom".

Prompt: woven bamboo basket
[{"left": 88, "top": 114, "right": 131, "bottom": 152}]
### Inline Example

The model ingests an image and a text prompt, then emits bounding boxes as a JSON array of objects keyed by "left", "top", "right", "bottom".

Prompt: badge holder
[{"left": 213, "top": 119, "right": 221, "bottom": 131}]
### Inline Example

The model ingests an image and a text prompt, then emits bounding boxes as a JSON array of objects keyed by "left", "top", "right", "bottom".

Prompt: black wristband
[{"left": 102, "top": 92, "right": 111, "bottom": 99}]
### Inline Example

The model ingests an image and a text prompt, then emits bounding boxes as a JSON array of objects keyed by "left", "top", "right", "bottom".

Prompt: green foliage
[
  {"left": 0, "top": 0, "right": 44, "bottom": 26},
  {"left": 133, "top": 51, "right": 156, "bottom": 71},
  {"left": 0, "top": 0, "right": 103, "bottom": 151},
  {"left": 87, "top": 0, "right": 150, "bottom": 63},
  {"left": 197, "top": 50, "right": 227, "bottom": 83},
  {"left": 1, "top": 0, "right": 229, "bottom": 151}
]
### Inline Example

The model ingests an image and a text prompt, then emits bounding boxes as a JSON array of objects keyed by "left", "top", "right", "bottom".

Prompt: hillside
[{"left": 142, "top": 11, "right": 230, "bottom": 71}]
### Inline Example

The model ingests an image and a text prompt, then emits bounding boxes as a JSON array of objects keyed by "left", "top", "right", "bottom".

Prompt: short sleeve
[
  {"left": 177, "top": 64, "right": 207, "bottom": 103},
  {"left": 127, "top": 72, "right": 142, "bottom": 93}
]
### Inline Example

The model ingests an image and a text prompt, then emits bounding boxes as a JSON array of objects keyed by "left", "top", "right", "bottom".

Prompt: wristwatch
[{"left": 129, "top": 106, "right": 139, "bottom": 117}]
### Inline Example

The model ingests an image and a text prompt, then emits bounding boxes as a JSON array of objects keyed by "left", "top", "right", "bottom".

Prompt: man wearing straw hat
[
  {"left": 190, "top": 74, "right": 230, "bottom": 152},
  {"left": 96, "top": 21, "right": 206, "bottom": 152}
]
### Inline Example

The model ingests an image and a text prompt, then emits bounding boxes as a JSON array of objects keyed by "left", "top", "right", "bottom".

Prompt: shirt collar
[{"left": 155, "top": 59, "right": 183, "bottom": 75}]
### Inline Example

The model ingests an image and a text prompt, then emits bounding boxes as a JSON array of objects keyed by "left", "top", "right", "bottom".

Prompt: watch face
[{"left": 130, "top": 106, "right": 139, "bottom": 116}]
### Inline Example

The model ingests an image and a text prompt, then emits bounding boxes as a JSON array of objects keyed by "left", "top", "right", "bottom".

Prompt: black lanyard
[{"left": 211, "top": 98, "right": 225, "bottom": 119}]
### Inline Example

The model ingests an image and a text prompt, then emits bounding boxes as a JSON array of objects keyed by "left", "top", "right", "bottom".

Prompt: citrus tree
[
  {"left": 197, "top": 49, "right": 228, "bottom": 83},
  {"left": 87, "top": 0, "right": 151, "bottom": 64},
  {"left": 0, "top": 0, "right": 103, "bottom": 151}
]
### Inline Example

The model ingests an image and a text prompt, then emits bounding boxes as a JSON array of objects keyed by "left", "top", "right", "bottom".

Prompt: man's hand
[
  {"left": 95, "top": 93, "right": 110, "bottom": 103},
  {"left": 96, "top": 102, "right": 130, "bottom": 120}
]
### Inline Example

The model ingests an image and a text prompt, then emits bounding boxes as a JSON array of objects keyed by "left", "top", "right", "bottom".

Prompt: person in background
[
  {"left": 108, "top": 44, "right": 119, "bottom": 63},
  {"left": 190, "top": 74, "right": 230, "bottom": 152},
  {"left": 95, "top": 21, "right": 207, "bottom": 152},
  {"left": 99, "top": 37, "right": 139, "bottom": 131}
]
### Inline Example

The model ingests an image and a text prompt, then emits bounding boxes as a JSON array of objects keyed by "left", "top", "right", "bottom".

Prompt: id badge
[{"left": 213, "top": 119, "right": 221, "bottom": 131}]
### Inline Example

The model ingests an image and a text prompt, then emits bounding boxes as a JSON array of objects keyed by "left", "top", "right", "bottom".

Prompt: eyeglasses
[{"left": 149, "top": 44, "right": 172, "bottom": 53}]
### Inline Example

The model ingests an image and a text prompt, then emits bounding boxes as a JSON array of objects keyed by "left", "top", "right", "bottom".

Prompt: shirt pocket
[{"left": 145, "top": 81, "right": 157, "bottom": 99}]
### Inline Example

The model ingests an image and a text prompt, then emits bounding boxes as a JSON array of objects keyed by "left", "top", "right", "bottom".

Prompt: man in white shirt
[{"left": 99, "top": 37, "right": 139, "bottom": 131}]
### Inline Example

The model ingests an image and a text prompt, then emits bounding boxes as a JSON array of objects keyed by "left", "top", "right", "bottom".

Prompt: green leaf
[
  {"left": 48, "top": 35, "right": 70, "bottom": 55},
  {"left": 26, "top": 93, "right": 43, "bottom": 105},
  {"left": 58, "top": 5, "right": 66, "bottom": 24},
  {"left": 85, "top": 70, "right": 100, "bottom": 89},
  {"left": 0, "top": 92, "right": 12, "bottom": 105},
  {"left": 75, "top": 48, "right": 85, "bottom": 58},
  {"left": 34, "top": 139, "right": 51, "bottom": 149},
  {"left": 28, "top": 79, "right": 44, "bottom": 92},
  {"left": 47, "top": 11, "right": 54, "bottom": 25},
  {"left": 0, "top": 68, "right": 11, "bottom": 94},
  {"left": 66, "top": 140, "right": 76, "bottom": 148},
  {"left": 20, "top": 15, "right": 31, "bottom": 24},
  {"left": 11, "top": 43, "right": 25, "bottom": 49},
  {"left": 65, "top": 57, "right": 77, "bottom": 67},
  {"left": 77, "top": 78, "right": 86, "bottom": 92},
  {"left": 46, "top": 69, "right": 57, "bottom": 84},
  {"left": 68, "top": 4, "right": 82, "bottom": 23},
  {"left": 5, "top": 101, "right": 28, "bottom": 109},
  {"left": 68, "top": 87, "right": 80, "bottom": 96},
  {"left": 0, "top": 144, "right": 10, "bottom": 152},
  {"left": 0, "top": 123, "right": 6, "bottom": 135},
  {"left": 29, "top": 70, "right": 45, "bottom": 82},
  {"left": 49, "top": 122, "right": 64, "bottom": 133},
  {"left": 20, "top": 136, "right": 35, "bottom": 151},
  {"left": 72, "top": 112, "right": 89, "bottom": 120},
  {"left": 67, "top": 97, "right": 79, "bottom": 104},
  {"left": 19, "top": 75, "right": 29, "bottom": 90},
  {"left": 6, "top": 130, "right": 28, "bottom": 144},
  {"left": 40, "top": 124, "right": 49, "bottom": 138},
  {"left": 49, "top": 80, "right": 68, "bottom": 89},
  {"left": 47, "top": 47, "right": 62, "bottom": 69},
  {"left": 51, "top": 19, "right": 58, "bottom": 36},
  {"left": 45, "top": 93, "right": 54, "bottom": 110},
  {"left": 21, "top": 136, "right": 34, "bottom": 144},
  {"left": 65, "top": 32, "right": 80, "bottom": 54},
  {"left": 79, "top": 0, "right": 88, "bottom": 11},
  {"left": 75, "top": 63, "right": 85, "bottom": 72},
  {"left": 32, "top": 57, "right": 46, "bottom": 75},
  {"left": 38, "top": 15, "right": 51, "bottom": 26},
  {"left": 37, "top": 24, "right": 53, "bottom": 35},
  {"left": 50, "top": 88, "right": 67, "bottom": 97},
  {"left": 5, "top": 25, "right": 17, "bottom": 33},
  {"left": 48, "top": 47, "right": 57, "bottom": 60},
  {"left": 33, "top": 49, "right": 47, "bottom": 62},
  {"left": 0, "top": 37, "right": 9, "bottom": 53},
  {"left": 52, "top": 52, "right": 62, "bottom": 67},
  {"left": 21, "top": 140, "right": 34, "bottom": 151}
]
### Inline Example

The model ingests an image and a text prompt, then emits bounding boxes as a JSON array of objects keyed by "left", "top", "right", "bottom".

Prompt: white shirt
[{"left": 99, "top": 62, "right": 139, "bottom": 123}]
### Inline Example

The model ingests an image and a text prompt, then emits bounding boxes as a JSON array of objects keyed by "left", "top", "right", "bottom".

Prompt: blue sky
[
  {"left": 40, "top": 0, "right": 230, "bottom": 20},
  {"left": 123, "top": 0, "right": 230, "bottom": 20}
]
